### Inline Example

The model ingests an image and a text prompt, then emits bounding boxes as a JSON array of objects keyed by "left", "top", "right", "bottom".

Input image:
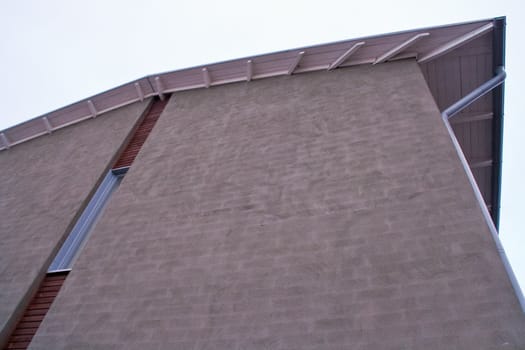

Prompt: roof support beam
[
  {"left": 470, "top": 159, "right": 493, "bottom": 169},
  {"left": 154, "top": 77, "right": 165, "bottom": 100},
  {"left": 246, "top": 60, "right": 253, "bottom": 81},
  {"left": 450, "top": 112, "right": 493, "bottom": 124},
  {"left": 0, "top": 132, "right": 10, "bottom": 149},
  {"left": 328, "top": 42, "right": 365, "bottom": 70},
  {"left": 87, "top": 100, "right": 97, "bottom": 118},
  {"left": 202, "top": 68, "right": 211, "bottom": 88},
  {"left": 418, "top": 22, "right": 494, "bottom": 63},
  {"left": 287, "top": 51, "right": 305, "bottom": 75},
  {"left": 42, "top": 117, "right": 53, "bottom": 134},
  {"left": 374, "top": 33, "right": 429, "bottom": 64},
  {"left": 134, "top": 82, "right": 145, "bottom": 102}
]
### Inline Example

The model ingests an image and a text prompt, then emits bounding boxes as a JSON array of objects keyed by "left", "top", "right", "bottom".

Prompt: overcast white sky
[{"left": 1, "top": 1, "right": 523, "bottom": 291}]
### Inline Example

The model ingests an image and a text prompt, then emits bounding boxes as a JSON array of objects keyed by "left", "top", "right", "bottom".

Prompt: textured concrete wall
[
  {"left": 31, "top": 61, "right": 525, "bottom": 349},
  {"left": 0, "top": 101, "right": 149, "bottom": 344}
]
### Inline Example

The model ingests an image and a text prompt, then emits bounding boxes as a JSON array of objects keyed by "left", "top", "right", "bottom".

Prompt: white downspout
[{"left": 441, "top": 66, "right": 525, "bottom": 312}]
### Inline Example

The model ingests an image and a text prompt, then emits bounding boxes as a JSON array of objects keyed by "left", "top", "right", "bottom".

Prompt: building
[{"left": 1, "top": 16, "right": 524, "bottom": 349}]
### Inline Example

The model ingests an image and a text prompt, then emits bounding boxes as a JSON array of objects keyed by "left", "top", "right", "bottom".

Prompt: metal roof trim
[{"left": 0, "top": 18, "right": 496, "bottom": 151}]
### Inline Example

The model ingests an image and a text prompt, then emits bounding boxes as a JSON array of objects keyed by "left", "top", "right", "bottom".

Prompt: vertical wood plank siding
[
  {"left": 113, "top": 97, "right": 169, "bottom": 169},
  {"left": 4, "top": 272, "right": 69, "bottom": 350}
]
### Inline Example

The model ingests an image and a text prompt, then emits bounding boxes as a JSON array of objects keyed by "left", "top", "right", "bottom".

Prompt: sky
[{"left": 0, "top": 1, "right": 523, "bottom": 290}]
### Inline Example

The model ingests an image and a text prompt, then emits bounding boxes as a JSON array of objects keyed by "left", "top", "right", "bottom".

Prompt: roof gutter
[{"left": 441, "top": 66, "right": 525, "bottom": 313}]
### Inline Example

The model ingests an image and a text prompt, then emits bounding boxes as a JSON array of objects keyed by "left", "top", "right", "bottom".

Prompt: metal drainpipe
[{"left": 441, "top": 66, "right": 525, "bottom": 312}]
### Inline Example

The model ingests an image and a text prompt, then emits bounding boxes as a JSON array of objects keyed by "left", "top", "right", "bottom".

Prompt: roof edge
[
  {"left": 0, "top": 18, "right": 497, "bottom": 150},
  {"left": 491, "top": 16, "right": 506, "bottom": 229}
]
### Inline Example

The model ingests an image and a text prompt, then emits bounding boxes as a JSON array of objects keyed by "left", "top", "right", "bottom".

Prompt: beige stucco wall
[
  {"left": 0, "top": 100, "right": 150, "bottom": 345},
  {"left": 31, "top": 61, "right": 525, "bottom": 349}
]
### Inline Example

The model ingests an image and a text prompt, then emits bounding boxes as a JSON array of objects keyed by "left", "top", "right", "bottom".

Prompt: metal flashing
[
  {"left": 0, "top": 18, "right": 498, "bottom": 152},
  {"left": 490, "top": 16, "right": 506, "bottom": 229},
  {"left": 111, "top": 166, "right": 130, "bottom": 176},
  {"left": 48, "top": 170, "right": 123, "bottom": 272}
]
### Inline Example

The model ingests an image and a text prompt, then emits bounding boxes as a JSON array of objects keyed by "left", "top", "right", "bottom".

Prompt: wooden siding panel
[
  {"left": 420, "top": 31, "right": 495, "bottom": 216},
  {"left": 472, "top": 166, "right": 492, "bottom": 205},
  {"left": 430, "top": 31, "right": 492, "bottom": 59},
  {"left": 420, "top": 61, "right": 437, "bottom": 103},
  {"left": 441, "top": 56, "right": 462, "bottom": 109},
  {"left": 469, "top": 118, "right": 493, "bottom": 160},
  {"left": 2, "top": 120, "right": 47, "bottom": 145},
  {"left": 46, "top": 102, "right": 91, "bottom": 127},
  {"left": 460, "top": 53, "right": 492, "bottom": 116},
  {"left": 452, "top": 123, "right": 471, "bottom": 160},
  {"left": 251, "top": 60, "right": 292, "bottom": 76},
  {"left": 89, "top": 83, "right": 144, "bottom": 112},
  {"left": 421, "top": 34, "right": 492, "bottom": 112},
  {"left": 410, "top": 28, "right": 492, "bottom": 57},
  {"left": 159, "top": 69, "right": 203, "bottom": 90}
]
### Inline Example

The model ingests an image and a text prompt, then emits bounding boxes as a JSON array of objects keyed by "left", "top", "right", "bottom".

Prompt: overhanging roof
[
  {"left": 0, "top": 18, "right": 497, "bottom": 150},
  {"left": 0, "top": 17, "right": 506, "bottom": 227}
]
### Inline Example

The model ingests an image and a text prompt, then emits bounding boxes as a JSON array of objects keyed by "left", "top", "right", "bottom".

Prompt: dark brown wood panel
[{"left": 420, "top": 32, "right": 495, "bottom": 213}]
